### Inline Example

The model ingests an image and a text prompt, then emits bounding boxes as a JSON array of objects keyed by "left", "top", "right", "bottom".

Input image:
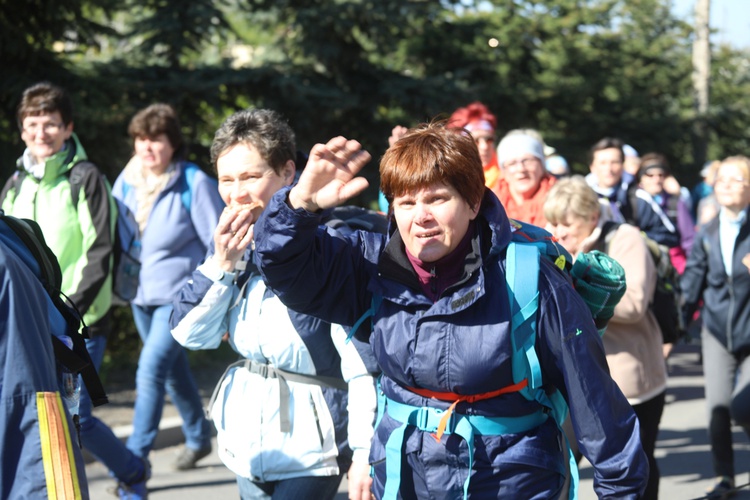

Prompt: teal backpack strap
[
  {"left": 347, "top": 293, "right": 382, "bottom": 343},
  {"left": 507, "top": 240, "right": 578, "bottom": 499},
  {"left": 506, "top": 241, "right": 542, "bottom": 393},
  {"left": 181, "top": 163, "right": 199, "bottom": 214},
  {"left": 122, "top": 180, "right": 131, "bottom": 201}
]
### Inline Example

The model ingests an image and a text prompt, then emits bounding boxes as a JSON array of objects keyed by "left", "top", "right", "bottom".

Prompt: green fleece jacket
[{"left": 0, "top": 134, "right": 115, "bottom": 326}]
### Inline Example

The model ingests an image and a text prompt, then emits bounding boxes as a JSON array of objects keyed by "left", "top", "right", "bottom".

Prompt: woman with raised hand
[{"left": 252, "top": 122, "right": 647, "bottom": 499}]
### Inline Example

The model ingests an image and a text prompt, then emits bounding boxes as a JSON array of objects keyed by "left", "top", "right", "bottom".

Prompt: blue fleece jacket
[{"left": 112, "top": 162, "right": 224, "bottom": 306}]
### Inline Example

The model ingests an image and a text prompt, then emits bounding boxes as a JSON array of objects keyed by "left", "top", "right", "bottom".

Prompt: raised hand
[
  {"left": 288, "top": 136, "right": 371, "bottom": 212},
  {"left": 387, "top": 125, "right": 409, "bottom": 147}
]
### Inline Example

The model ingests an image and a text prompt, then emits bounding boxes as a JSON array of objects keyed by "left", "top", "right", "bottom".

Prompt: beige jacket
[{"left": 579, "top": 218, "right": 668, "bottom": 404}]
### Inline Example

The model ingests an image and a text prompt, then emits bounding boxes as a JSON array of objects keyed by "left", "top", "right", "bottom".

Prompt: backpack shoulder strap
[
  {"left": 506, "top": 238, "right": 576, "bottom": 496},
  {"left": 3, "top": 169, "right": 28, "bottom": 203},
  {"left": 181, "top": 163, "right": 199, "bottom": 214},
  {"left": 347, "top": 293, "right": 382, "bottom": 343},
  {"left": 505, "top": 240, "right": 542, "bottom": 392},
  {"left": 600, "top": 221, "right": 621, "bottom": 252},
  {"left": 67, "top": 161, "right": 100, "bottom": 209}
]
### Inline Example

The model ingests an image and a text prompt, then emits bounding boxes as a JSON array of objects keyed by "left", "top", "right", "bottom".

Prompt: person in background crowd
[
  {"left": 505, "top": 127, "right": 569, "bottom": 180},
  {"left": 544, "top": 176, "right": 667, "bottom": 500},
  {"left": 170, "top": 108, "right": 377, "bottom": 500},
  {"left": 0, "top": 82, "right": 149, "bottom": 499},
  {"left": 681, "top": 155, "right": 750, "bottom": 499},
  {"left": 545, "top": 154, "right": 570, "bottom": 179},
  {"left": 112, "top": 104, "right": 224, "bottom": 474},
  {"left": 695, "top": 160, "right": 721, "bottom": 227},
  {"left": 622, "top": 144, "right": 640, "bottom": 184},
  {"left": 252, "top": 121, "right": 647, "bottom": 499},
  {"left": 634, "top": 153, "right": 695, "bottom": 274},
  {"left": 447, "top": 102, "right": 501, "bottom": 188},
  {"left": 585, "top": 137, "right": 633, "bottom": 222},
  {"left": 492, "top": 130, "right": 556, "bottom": 226}
]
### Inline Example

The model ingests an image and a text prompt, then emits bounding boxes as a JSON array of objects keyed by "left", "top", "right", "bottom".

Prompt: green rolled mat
[{"left": 570, "top": 250, "right": 627, "bottom": 335}]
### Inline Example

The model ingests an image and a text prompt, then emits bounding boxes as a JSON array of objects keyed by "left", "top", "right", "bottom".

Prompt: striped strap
[{"left": 37, "top": 392, "right": 83, "bottom": 500}]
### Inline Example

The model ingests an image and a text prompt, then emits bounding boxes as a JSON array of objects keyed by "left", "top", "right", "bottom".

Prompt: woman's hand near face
[
  {"left": 288, "top": 136, "right": 371, "bottom": 212},
  {"left": 212, "top": 205, "right": 262, "bottom": 271}
]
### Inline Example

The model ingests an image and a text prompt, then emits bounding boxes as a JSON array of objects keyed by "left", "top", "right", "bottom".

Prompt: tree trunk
[{"left": 692, "top": 0, "right": 711, "bottom": 169}]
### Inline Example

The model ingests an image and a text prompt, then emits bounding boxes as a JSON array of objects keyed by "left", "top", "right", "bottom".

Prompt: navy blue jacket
[
  {"left": 0, "top": 219, "right": 89, "bottom": 498},
  {"left": 254, "top": 188, "right": 647, "bottom": 499},
  {"left": 682, "top": 210, "right": 750, "bottom": 356}
]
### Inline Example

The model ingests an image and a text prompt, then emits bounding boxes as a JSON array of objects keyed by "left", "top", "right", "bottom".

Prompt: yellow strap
[{"left": 37, "top": 392, "right": 82, "bottom": 499}]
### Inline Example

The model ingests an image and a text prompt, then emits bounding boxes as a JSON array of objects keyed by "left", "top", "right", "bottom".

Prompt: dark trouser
[
  {"left": 236, "top": 474, "right": 342, "bottom": 500},
  {"left": 702, "top": 329, "right": 750, "bottom": 479},
  {"left": 632, "top": 391, "right": 666, "bottom": 500}
]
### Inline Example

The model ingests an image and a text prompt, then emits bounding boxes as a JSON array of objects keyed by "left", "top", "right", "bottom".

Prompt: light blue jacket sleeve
[{"left": 171, "top": 258, "right": 235, "bottom": 350}]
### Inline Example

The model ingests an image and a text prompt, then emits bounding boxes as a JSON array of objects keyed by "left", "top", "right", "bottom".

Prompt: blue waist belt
[{"left": 382, "top": 396, "right": 549, "bottom": 500}]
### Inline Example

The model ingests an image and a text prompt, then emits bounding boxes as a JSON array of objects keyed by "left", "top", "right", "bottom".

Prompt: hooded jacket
[
  {"left": 1, "top": 134, "right": 114, "bottom": 326},
  {"left": 253, "top": 187, "right": 647, "bottom": 499}
]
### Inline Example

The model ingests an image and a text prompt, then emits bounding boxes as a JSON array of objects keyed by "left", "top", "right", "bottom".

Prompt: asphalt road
[{"left": 85, "top": 442, "right": 350, "bottom": 499}]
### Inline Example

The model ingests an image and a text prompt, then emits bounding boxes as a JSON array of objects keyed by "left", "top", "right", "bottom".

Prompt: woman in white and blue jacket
[
  {"left": 112, "top": 104, "right": 224, "bottom": 471},
  {"left": 253, "top": 123, "right": 648, "bottom": 499},
  {"left": 170, "top": 108, "right": 377, "bottom": 500}
]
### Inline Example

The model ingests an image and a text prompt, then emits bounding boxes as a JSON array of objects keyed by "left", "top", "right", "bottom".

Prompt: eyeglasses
[
  {"left": 715, "top": 176, "right": 749, "bottom": 188},
  {"left": 22, "top": 122, "right": 65, "bottom": 135},
  {"left": 504, "top": 157, "right": 539, "bottom": 170}
]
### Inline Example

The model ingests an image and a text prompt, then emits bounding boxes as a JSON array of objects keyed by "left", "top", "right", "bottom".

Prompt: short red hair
[{"left": 380, "top": 121, "right": 485, "bottom": 210}]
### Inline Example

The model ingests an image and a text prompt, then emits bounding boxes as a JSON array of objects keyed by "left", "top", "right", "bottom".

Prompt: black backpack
[
  {"left": 0, "top": 210, "right": 108, "bottom": 407},
  {"left": 601, "top": 221, "right": 685, "bottom": 343}
]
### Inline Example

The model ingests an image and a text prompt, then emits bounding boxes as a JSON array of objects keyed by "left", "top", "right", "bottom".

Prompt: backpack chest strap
[{"left": 382, "top": 395, "right": 548, "bottom": 500}]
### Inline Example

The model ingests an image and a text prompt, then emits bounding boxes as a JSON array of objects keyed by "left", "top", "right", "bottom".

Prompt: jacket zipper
[{"left": 310, "top": 394, "right": 325, "bottom": 449}]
